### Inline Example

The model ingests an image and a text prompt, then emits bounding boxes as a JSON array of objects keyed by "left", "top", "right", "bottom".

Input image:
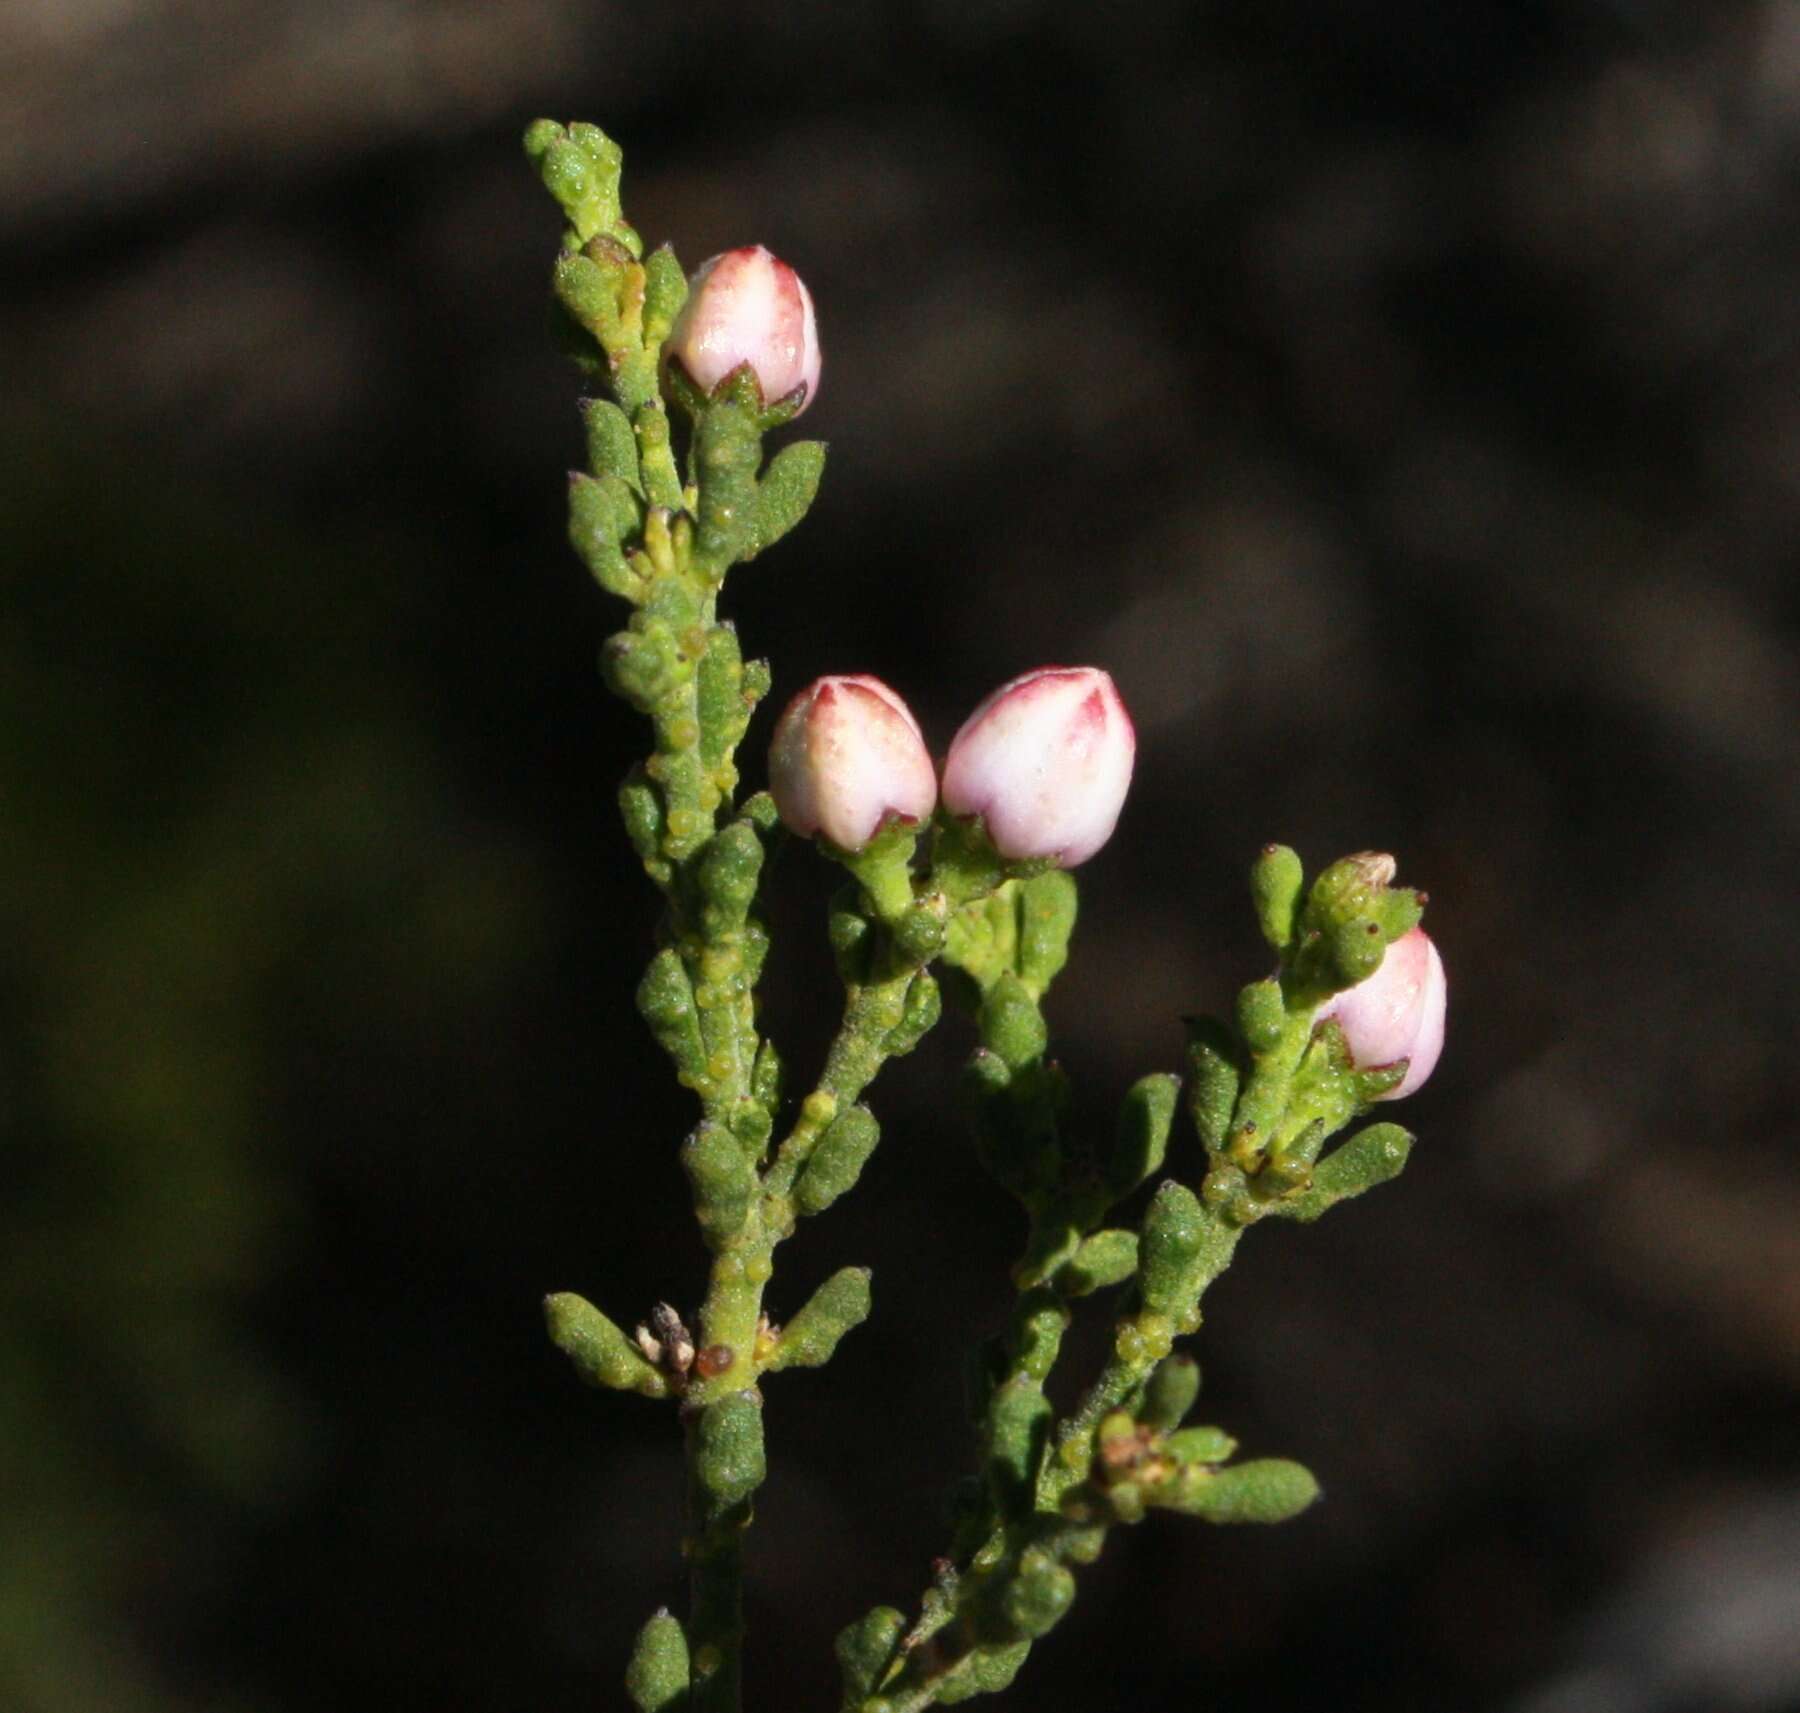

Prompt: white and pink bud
[
  {"left": 940, "top": 667, "right": 1136, "bottom": 867},
  {"left": 768, "top": 675, "right": 936, "bottom": 852},
  {"left": 663, "top": 245, "right": 821, "bottom": 414},
  {"left": 1315, "top": 925, "right": 1447, "bottom": 1099}
]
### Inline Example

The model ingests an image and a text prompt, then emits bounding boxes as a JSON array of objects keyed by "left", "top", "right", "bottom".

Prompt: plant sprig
[
  {"left": 524, "top": 121, "right": 1447, "bottom": 1713},
  {"left": 830, "top": 846, "right": 1428, "bottom": 1710}
]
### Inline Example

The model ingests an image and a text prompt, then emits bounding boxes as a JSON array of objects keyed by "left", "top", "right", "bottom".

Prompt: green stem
[
  {"left": 681, "top": 915, "right": 938, "bottom": 1707},
  {"left": 684, "top": 1412, "right": 750, "bottom": 1713},
  {"left": 762, "top": 960, "right": 918, "bottom": 1202},
  {"left": 1037, "top": 1348, "right": 1149, "bottom": 1508},
  {"left": 533, "top": 131, "right": 839, "bottom": 1713},
  {"left": 680, "top": 1211, "right": 777, "bottom": 1711}
]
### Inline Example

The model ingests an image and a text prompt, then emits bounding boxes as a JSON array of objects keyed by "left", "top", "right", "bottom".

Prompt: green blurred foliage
[{"left": 0, "top": 417, "right": 546, "bottom": 1711}]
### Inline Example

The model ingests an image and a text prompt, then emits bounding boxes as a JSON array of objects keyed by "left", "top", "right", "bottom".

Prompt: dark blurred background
[{"left": 4, "top": 2, "right": 1797, "bottom": 1710}]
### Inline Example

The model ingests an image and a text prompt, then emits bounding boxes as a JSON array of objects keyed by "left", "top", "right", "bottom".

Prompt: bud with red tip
[
  {"left": 663, "top": 245, "right": 821, "bottom": 415},
  {"left": 768, "top": 676, "right": 936, "bottom": 853},
  {"left": 1314, "top": 925, "right": 1446, "bottom": 1099},
  {"left": 940, "top": 667, "right": 1136, "bottom": 867}
]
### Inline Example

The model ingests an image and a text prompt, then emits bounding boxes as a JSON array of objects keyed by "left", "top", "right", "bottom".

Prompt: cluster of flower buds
[
  {"left": 659, "top": 247, "right": 1141, "bottom": 869},
  {"left": 767, "top": 665, "right": 1136, "bottom": 866},
  {"left": 663, "top": 244, "right": 822, "bottom": 416},
  {"left": 627, "top": 210, "right": 1443, "bottom": 1094},
  {"left": 1316, "top": 922, "right": 1446, "bottom": 1099}
]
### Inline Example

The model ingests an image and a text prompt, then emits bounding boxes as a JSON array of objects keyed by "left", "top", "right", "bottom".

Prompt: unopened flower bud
[
  {"left": 664, "top": 245, "right": 821, "bottom": 413},
  {"left": 768, "top": 675, "right": 936, "bottom": 852},
  {"left": 1314, "top": 925, "right": 1446, "bottom": 1099},
  {"left": 940, "top": 667, "right": 1135, "bottom": 866}
]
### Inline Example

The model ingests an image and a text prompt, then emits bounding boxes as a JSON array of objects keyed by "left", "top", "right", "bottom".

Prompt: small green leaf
[
  {"left": 1100, "top": 1481, "right": 1147, "bottom": 1526},
  {"left": 964, "top": 1044, "right": 1012, "bottom": 1100},
  {"left": 884, "top": 970, "right": 942, "bottom": 1057},
  {"left": 1105, "top": 1072, "right": 1180, "bottom": 1203},
  {"left": 1328, "top": 917, "right": 1387, "bottom": 986},
  {"left": 1236, "top": 979, "right": 1286, "bottom": 1055},
  {"left": 1271, "top": 1121, "right": 1413, "bottom": 1221},
  {"left": 942, "top": 882, "right": 1016, "bottom": 993},
  {"left": 581, "top": 396, "right": 642, "bottom": 493},
  {"left": 567, "top": 124, "right": 637, "bottom": 248},
  {"left": 632, "top": 402, "right": 685, "bottom": 509},
  {"left": 1014, "top": 1218, "right": 1081, "bottom": 1292},
  {"left": 1164, "top": 1424, "right": 1237, "bottom": 1465},
  {"left": 1138, "top": 1180, "right": 1207, "bottom": 1320},
  {"left": 692, "top": 399, "right": 762, "bottom": 577},
  {"left": 601, "top": 627, "right": 682, "bottom": 710},
  {"left": 525, "top": 120, "right": 640, "bottom": 252},
  {"left": 829, "top": 887, "right": 875, "bottom": 984},
  {"left": 568, "top": 471, "right": 644, "bottom": 599},
  {"left": 535, "top": 133, "right": 601, "bottom": 237},
  {"left": 554, "top": 250, "right": 626, "bottom": 342},
  {"left": 1016, "top": 869, "right": 1078, "bottom": 996},
  {"left": 637, "top": 949, "right": 707, "bottom": 1086},
  {"left": 746, "top": 439, "right": 826, "bottom": 559},
  {"left": 696, "top": 819, "right": 763, "bottom": 935},
  {"left": 1139, "top": 1354, "right": 1200, "bottom": 1431},
  {"left": 1250, "top": 843, "right": 1305, "bottom": 949},
  {"left": 1306, "top": 851, "right": 1394, "bottom": 932},
  {"left": 1375, "top": 884, "right": 1424, "bottom": 942},
  {"left": 729, "top": 1097, "right": 773, "bottom": 1153},
  {"left": 618, "top": 768, "right": 665, "bottom": 869},
  {"left": 522, "top": 117, "right": 564, "bottom": 160},
  {"left": 681, "top": 1121, "right": 755, "bottom": 1244},
  {"left": 1162, "top": 1456, "right": 1319, "bottom": 1524},
  {"left": 793, "top": 1107, "right": 881, "bottom": 1217},
  {"left": 1184, "top": 1017, "right": 1241, "bottom": 1153},
  {"left": 890, "top": 899, "right": 947, "bottom": 964},
  {"left": 1059, "top": 1228, "right": 1140, "bottom": 1297},
  {"left": 986, "top": 1375, "right": 1052, "bottom": 1515},
  {"left": 625, "top": 1609, "right": 689, "bottom": 1711},
  {"left": 766, "top": 1267, "right": 873, "bottom": 1371},
  {"left": 751, "top": 1037, "right": 784, "bottom": 1113},
  {"left": 543, "top": 1292, "right": 667, "bottom": 1398},
  {"left": 642, "top": 242, "right": 689, "bottom": 346},
  {"left": 1288, "top": 853, "right": 1423, "bottom": 994},
  {"left": 980, "top": 973, "right": 1047, "bottom": 1071},
  {"left": 1000, "top": 1547, "right": 1075, "bottom": 1640},
  {"left": 741, "top": 786, "right": 778, "bottom": 831},
  {"left": 968, "top": 1055, "right": 1067, "bottom": 1209},
  {"left": 835, "top": 1607, "right": 905, "bottom": 1706},
  {"left": 640, "top": 568, "right": 700, "bottom": 629},
  {"left": 692, "top": 1392, "right": 766, "bottom": 1521},
  {"left": 695, "top": 624, "right": 747, "bottom": 770},
  {"left": 1011, "top": 1287, "right": 1071, "bottom": 1382}
]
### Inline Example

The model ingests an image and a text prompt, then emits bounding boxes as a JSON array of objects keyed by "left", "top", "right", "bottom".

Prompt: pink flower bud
[
  {"left": 1314, "top": 925, "right": 1447, "bottom": 1099},
  {"left": 663, "top": 245, "right": 821, "bottom": 413},
  {"left": 768, "top": 675, "right": 936, "bottom": 851},
  {"left": 940, "top": 667, "right": 1136, "bottom": 866}
]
